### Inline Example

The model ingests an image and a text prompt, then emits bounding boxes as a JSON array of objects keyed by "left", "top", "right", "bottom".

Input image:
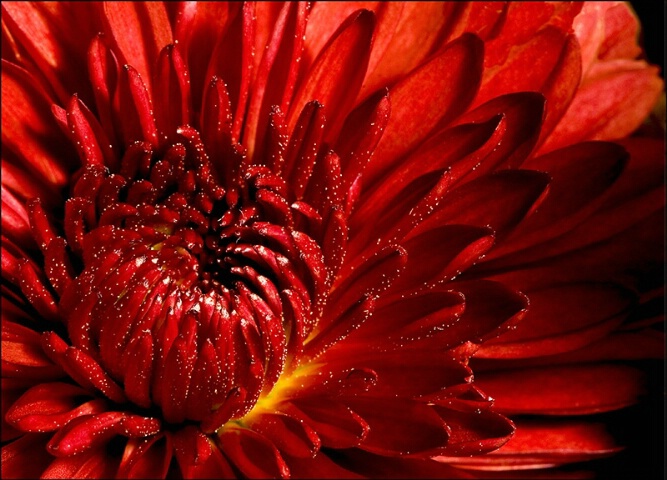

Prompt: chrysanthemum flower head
[{"left": 1, "top": 2, "right": 663, "bottom": 478}]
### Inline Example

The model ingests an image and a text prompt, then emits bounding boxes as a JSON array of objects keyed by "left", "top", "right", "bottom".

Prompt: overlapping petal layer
[{"left": 1, "top": 1, "right": 663, "bottom": 479}]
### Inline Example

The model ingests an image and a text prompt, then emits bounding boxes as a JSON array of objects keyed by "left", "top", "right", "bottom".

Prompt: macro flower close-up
[{"left": 1, "top": 1, "right": 664, "bottom": 478}]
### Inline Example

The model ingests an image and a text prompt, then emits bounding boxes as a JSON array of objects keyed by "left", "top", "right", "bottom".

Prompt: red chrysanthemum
[{"left": 1, "top": 2, "right": 664, "bottom": 478}]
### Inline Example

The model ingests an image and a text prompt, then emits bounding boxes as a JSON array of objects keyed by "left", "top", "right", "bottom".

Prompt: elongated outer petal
[
  {"left": 341, "top": 288, "right": 466, "bottom": 348},
  {"left": 540, "top": 60, "right": 663, "bottom": 152},
  {"left": 432, "top": 407, "right": 515, "bottom": 456},
  {"left": 366, "top": 33, "right": 484, "bottom": 187},
  {"left": 343, "top": 396, "right": 449, "bottom": 456},
  {"left": 574, "top": 2, "right": 641, "bottom": 75},
  {"left": 1, "top": 61, "right": 75, "bottom": 189},
  {"left": 2, "top": 321, "right": 62, "bottom": 380},
  {"left": 245, "top": 411, "right": 321, "bottom": 458},
  {"left": 436, "top": 419, "right": 620, "bottom": 470},
  {"left": 153, "top": 44, "right": 192, "bottom": 144},
  {"left": 474, "top": 364, "right": 645, "bottom": 415},
  {"left": 476, "top": 27, "right": 582, "bottom": 142},
  {"left": 286, "top": 398, "right": 370, "bottom": 449},
  {"left": 5, "top": 382, "right": 101, "bottom": 433},
  {"left": 482, "top": 141, "right": 627, "bottom": 261},
  {"left": 243, "top": 2, "right": 308, "bottom": 158},
  {"left": 101, "top": 2, "right": 173, "bottom": 94},
  {"left": 288, "top": 9, "right": 375, "bottom": 141},
  {"left": 1, "top": 2, "right": 97, "bottom": 104},
  {"left": 116, "top": 64, "right": 158, "bottom": 147},
  {"left": 476, "top": 283, "right": 635, "bottom": 359},
  {"left": 414, "top": 170, "right": 550, "bottom": 244}
]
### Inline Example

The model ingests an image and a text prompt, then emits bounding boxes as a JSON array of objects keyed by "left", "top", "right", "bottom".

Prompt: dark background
[{"left": 631, "top": 1, "right": 665, "bottom": 73}]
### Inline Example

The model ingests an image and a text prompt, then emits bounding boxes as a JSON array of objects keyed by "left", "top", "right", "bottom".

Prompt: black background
[{"left": 632, "top": 1, "right": 665, "bottom": 72}]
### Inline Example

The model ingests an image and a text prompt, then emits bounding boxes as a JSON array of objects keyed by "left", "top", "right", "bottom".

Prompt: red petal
[
  {"left": 116, "top": 64, "right": 158, "bottom": 147},
  {"left": 303, "top": 294, "right": 374, "bottom": 361},
  {"left": 393, "top": 225, "right": 495, "bottom": 292},
  {"left": 18, "top": 260, "right": 59, "bottom": 322},
  {"left": 287, "top": 398, "right": 369, "bottom": 449},
  {"left": 358, "top": 3, "right": 465, "bottom": 99},
  {"left": 322, "top": 347, "right": 472, "bottom": 398},
  {"left": 417, "top": 280, "right": 527, "bottom": 350},
  {"left": 87, "top": 34, "right": 122, "bottom": 152},
  {"left": 5, "top": 382, "right": 103, "bottom": 433},
  {"left": 1, "top": 2, "right": 97, "bottom": 104},
  {"left": 349, "top": 119, "right": 501, "bottom": 255},
  {"left": 447, "top": 2, "right": 506, "bottom": 42},
  {"left": 200, "top": 76, "right": 234, "bottom": 173},
  {"left": 1, "top": 187, "right": 34, "bottom": 250},
  {"left": 153, "top": 44, "right": 191, "bottom": 143},
  {"left": 342, "top": 288, "right": 466, "bottom": 349},
  {"left": 455, "top": 92, "right": 546, "bottom": 173},
  {"left": 437, "top": 419, "right": 619, "bottom": 469},
  {"left": 1, "top": 61, "right": 75, "bottom": 188},
  {"left": 329, "top": 245, "right": 407, "bottom": 317},
  {"left": 101, "top": 2, "right": 173, "bottom": 94},
  {"left": 218, "top": 426, "right": 289, "bottom": 479},
  {"left": 476, "top": 27, "right": 582, "bottom": 141},
  {"left": 475, "top": 364, "right": 645, "bottom": 415},
  {"left": 118, "top": 434, "right": 172, "bottom": 479},
  {"left": 541, "top": 61, "right": 663, "bottom": 152},
  {"left": 204, "top": 2, "right": 255, "bottom": 141},
  {"left": 345, "top": 396, "right": 449, "bottom": 455},
  {"left": 1, "top": 434, "right": 54, "bottom": 478},
  {"left": 161, "top": 324, "right": 197, "bottom": 424},
  {"left": 244, "top": 3, "right": 308, "bottom": 158},
  {"left": 334, "top": 88, "right": 391, "bottom": 188},
  {"left": 66, "top": 95, "right": 118, "bottom": 170},
  {"left": 1, "top": 379, "right": 25, "bottom": 442},
  {"left": 122, "top": 332, "right": 154, "bottom": 409},
  {"left": 2, "top": 320, "right": 62, "bottom": 380},
  {"left": 2, "top": 153, "right": 61, "bottom": 209},
  {"left": 47, "top": 411, "right": 124, "bottom": 457},
  {"left": 289, "top": 9, "right": 375, "bottom": 140},
  {"left": 366, "top": 34, "right": 484, "bottom": 186},
  {"left": 173, "top": 426, "right": 236, "bottom": 479},
  {"left": 171, "top": 2, "right": 237, "bottom": 108},
  {"left": 485, "top": 141, "right": 627, "bottom": 261},
  {"left": 283, "top": 101, "right": 326, "bottom": 199},
  {"left": 596, "top": 3, "right": 643, "bottom": 61},
  {"left": 477, "top": 283, "right": 635, "bottom": 359},
  {"left": 418, "top": 170, "right": 550, "bottom": 244},
  {"left": 433, "top": 406, "right": 514, "bottom": 456},
  {"left": 336, "top": 449, "right": 477, "bottom": 478},
  {"left": 481, "top": 2, "right": 582, "bottom": 68},
  {"left": 246, "top": 411, "right": 321, "bottom": 458},
  {"left": 184, "top": 339, "right": 221, "bottom": 421},
  {"left": 42, "top": 448, "right": 120, "bottom": 479}
]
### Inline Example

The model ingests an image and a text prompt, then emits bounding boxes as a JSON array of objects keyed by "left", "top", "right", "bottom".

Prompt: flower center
[{"left": 45, "top": 125, "right": 326, "bottom": 431}]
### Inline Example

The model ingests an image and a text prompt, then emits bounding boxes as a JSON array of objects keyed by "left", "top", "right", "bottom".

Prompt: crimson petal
[
  {"left": 346, "top": 396, "right": 449, "bottom": 455},
  {"left": 366, "top": 33, "right": 484, "bottom": 186},
  {"left": 474, "top": 364, "right": 645, "bottom": 415},
  {"left": 218, "top": 425, "right": 290, "bottom": 479}
]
